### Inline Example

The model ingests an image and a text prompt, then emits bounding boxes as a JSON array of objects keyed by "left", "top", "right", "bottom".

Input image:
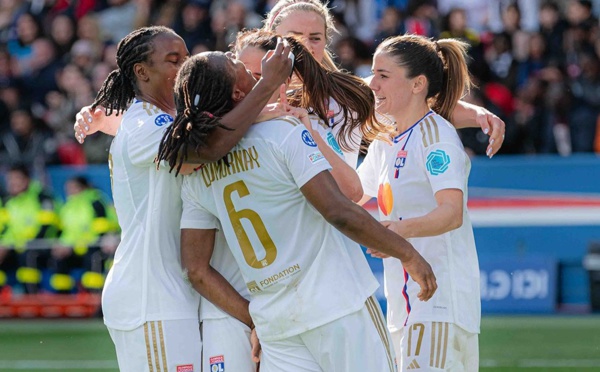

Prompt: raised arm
[
  {"left": 181, "top": 228, "right": 253, "bottom": 328},
  {"left": 291, "top": 108, "right": 363, "bottom": 202},
  {"left": 185, "top": 39, "right": 293, "bottom": 163},
  {"left": 74, "top": 105, "right": 122, "bottom": 143},
  {"left": 299, "top": 171, "right": 437, "bottom": 301},
  {"left": 452, "top": 100, "right": 505, "bottom": 158}
]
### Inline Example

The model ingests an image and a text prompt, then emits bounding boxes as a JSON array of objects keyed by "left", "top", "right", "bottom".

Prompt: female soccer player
[
  {"left": 358, "top": 34, "right": 481, "bottom": 371},
  {"left": 263, "top": 0, "right": 506, "bottom": 162},
  {"left": 160, "top": 48, "right": 436, "bottom": 372},
  {"left": 84, "top": 26, "right": 292, "bottom": 371}
]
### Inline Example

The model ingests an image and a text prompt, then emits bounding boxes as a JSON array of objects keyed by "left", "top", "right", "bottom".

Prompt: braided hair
[
  {"left": 91, "top": 26, "right": 176, "bottom": 116},
  {"left": 157, "top": 53, "right": 235, "bottom": 173}
]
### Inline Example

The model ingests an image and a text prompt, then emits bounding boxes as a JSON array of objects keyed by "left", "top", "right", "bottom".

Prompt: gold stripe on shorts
[
  {"left": 158, "top": 321, "right": 168, "bottom": 372},
  {"left": 429, "top": 322, "right": 449, "bottom": 369},
  {"left": 365, "top": 297, "right": 395, "bottom": 372},
  {"left": 144, "top": 323, "right": 154, "bottom": 372},
  {"left": 151, "top": 321, "right": 162, "bottom": 372}
]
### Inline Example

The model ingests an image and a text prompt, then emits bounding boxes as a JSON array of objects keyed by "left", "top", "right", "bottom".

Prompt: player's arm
[
  {"left": 452, "top": 100, "right": 505, "bottom": 157},
  {"left": 74, "top": 105, "right": 122, "bottom": 143},
  {"left": 382, "top": 189, "right": 463, "bottom": 238},
  {"left": 299, "top": 171, "right": 437, "bottom": 301},
  {"left": 181, "top": 228, "right": 253, "bottom": 328},
  {"left": 290, "top": 108, "right": 363, "bottom": 202},
  {"left": 185, "top": 39, "right": 293, "bottom": 163}
]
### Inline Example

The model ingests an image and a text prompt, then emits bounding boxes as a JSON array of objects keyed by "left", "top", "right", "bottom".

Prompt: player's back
[{"left": 183, "top": 116, "right": 378, "bottom": 341}]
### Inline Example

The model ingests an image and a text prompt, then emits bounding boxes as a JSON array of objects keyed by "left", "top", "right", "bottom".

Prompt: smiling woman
[{"left": 358, "top": 34, "right": 482, "bottom": 372}]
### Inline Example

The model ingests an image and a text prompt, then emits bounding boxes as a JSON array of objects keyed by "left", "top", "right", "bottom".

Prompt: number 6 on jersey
[{"left": 223, "top": 180, "right": 277, "bottom": 268}]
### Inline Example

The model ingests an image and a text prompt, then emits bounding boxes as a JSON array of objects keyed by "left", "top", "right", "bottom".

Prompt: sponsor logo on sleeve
[
  {"left": 155, "top": 113, "right": 174, "bottom": 127},
  {"left": 426, "top": 149, "right": 450, "bottom": 176},
  {"left": 301, "top": 130, "right": 317, "bottom": 147},
  {"left": 176, "top": 365, "right": 194, "bottom": 372},
  {"left": 308, "top": 152, "right": 325, "bottom": 164},
  {"left": 209, "top": 355, "right": 225, "bottom": 372}
]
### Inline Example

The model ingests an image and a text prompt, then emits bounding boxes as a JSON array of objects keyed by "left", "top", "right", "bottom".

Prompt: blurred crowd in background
[{"left": 1, "top": 0, "right": 600, "bottom": 295}]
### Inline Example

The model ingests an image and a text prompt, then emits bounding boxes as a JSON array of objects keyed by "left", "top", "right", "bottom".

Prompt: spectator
[
  {"left": 0, "top": 165, "right": 60, "bottom": 293},
  {"left": 0, "top": 108, "right": 58, "bottom": 173},
  {"left": 539, "top": 1, "right": 568, "bottom": 65},
  {"left": 8, "top": 12, "right": 42, "bottom": 77},
  {"left": 568, "top": 51, "right": 600, "bottom": 152},
  {"left": 172, "top": 0, "right": 215, "bottom": 51},
  {"left": 48, "top": 13, "right": 77, "bottom": 61},
  {"left": 333, "top": 36, "right": 372, "bottom": 78},
  {"left": 50, "top": 176, "right": 118, "bottom": 294},
  {"left": 95, "top": 0, "right": 137, "bottom": 43}
]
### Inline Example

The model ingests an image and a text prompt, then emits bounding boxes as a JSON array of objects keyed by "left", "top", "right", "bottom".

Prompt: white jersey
[
  {"left": 183, "top": 113, "right": 355, "bottom": 322},
  {"left": 328, "top": 98, "right": 362, "bottom": 168},
  {"left": 103, "top": 100, "right": 200, "bottom": 331},
  {"left": 181, "top": 116, "right": 379, "bottom": 342},
  {"left": 358, "top": 111, "right": 480, "bottom": 334}
]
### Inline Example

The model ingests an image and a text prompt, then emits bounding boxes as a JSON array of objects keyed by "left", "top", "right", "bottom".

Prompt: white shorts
[
  {"left": 108, "top": 319, "right": 202, "bottom": 372},
  {"left": 260, "top": 296, "right": 397, "bottom": 372},
  {"left": 201, "top": 316, "right": 256, "bottom": 372},
  {"left": 391, "top": 322, "right": 479, "bottom": 371}
]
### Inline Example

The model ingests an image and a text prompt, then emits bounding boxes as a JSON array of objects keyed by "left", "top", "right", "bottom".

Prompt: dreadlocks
[
  {"left": 157, "top": 53, "right": 235, "bottom": 173},
  {"left": 91, "top": 26, "right": 175, "bottom": 116}
]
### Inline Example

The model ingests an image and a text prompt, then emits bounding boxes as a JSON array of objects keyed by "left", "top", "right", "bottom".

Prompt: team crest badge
[
  {"left": 210, "top": 355, "right": 225, "bottom": 372},
  {"left": 394, "top": 150, "right": 408, "bottom": 178}
]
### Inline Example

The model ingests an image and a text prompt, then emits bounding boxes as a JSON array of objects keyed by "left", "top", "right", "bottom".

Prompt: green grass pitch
[{"left": 0, "top": 316, "right": 599, "bottom": 371}]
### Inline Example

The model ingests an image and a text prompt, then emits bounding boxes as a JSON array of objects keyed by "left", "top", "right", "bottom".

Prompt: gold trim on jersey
[
  {"left": 420, "top": 116, "right": 440, "bottom": 147},
  {"left": 278, "top": 116, "right": 302, "bottom": 127},
  {"left": 150, "top": 321, "right": 162, "bottom": 372},
  {"left": 142, "top": 102, "right": 161, "bottom": 116},
  {"left": 366, "top": 297, "right": 395, "bottom": 372},
  {"left": 429, "top": 321, "right": 449, "bottom": 369},
  {"left": 309, "top": 114, "right": 329, "bottom": 129}
]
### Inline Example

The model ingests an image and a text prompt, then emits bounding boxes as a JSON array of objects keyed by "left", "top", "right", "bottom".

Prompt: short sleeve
[
  {"left": 180, "top": 176, "right": 220, "bottom": 230},
  {"left": 280, "top": 125, "right": 332, "bottom": 188},
  {"left": 357, "top": 141, "right": 381, "bottom": 198},
  {"left": 423, "top": 142, "right": 467, "bottom": 194},
  {"left": 127, "top": 111, "right": 173, "bottom": 167}
]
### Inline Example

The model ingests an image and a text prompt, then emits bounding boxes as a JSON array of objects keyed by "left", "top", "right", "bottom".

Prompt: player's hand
[
  {"left": 382, "top": 221, "right": 437, "bottom": 301},
  {"left": 476, "top": 108, "right": 505, "bottom": 158},
  {"left": 400, "top": 251, "right": 437, "bottom": 302},
  {"left": 74, "top": 105, "right": 114, "bottom": 143},
  {"left": 250, "top": 327, "right": 261, "bottom": 363},
  {"left": 255, "top": 85, "right": 292, "bottom": 123},
  {"left": 260, "top": 37, "right": 293, "bottom": 90},
  {"left": 366, "top": 248, "right": 391, "bottom": 259}
]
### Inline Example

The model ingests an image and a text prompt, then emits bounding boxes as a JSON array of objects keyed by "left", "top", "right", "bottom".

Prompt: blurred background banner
[
  {"left": 480, "top": 256, "right": 557, "bottom": 313},
  {"left": 364, "top": 153, "right": 600, "bottom": 313}
]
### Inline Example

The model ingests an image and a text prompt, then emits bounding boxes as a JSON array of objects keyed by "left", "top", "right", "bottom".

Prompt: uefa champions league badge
[
  {"left": 209, "top": 355, "right": 225, "bottom": 372},
  {"left": 394, "top": 150, "right": 408, "bottom": 178},
  {"left": 301, "top": 130, "right": 317, "bottom": 147},
  {"left": 155, "top": 113, "right": 174, "bottom": 127}
]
